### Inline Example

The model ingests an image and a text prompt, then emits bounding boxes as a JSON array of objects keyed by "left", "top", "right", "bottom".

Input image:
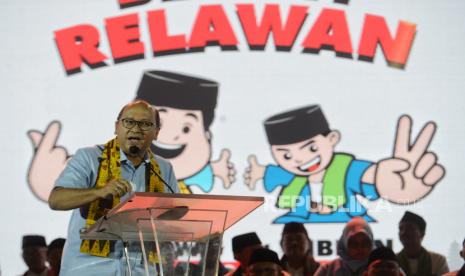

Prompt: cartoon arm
[
  {"left": 362, "top": 115, "right": 445, "bottom": 204},
  {"left": 244, "top": 155, "right": 266, "bottom": 190},
  {"left": 244, "top": 155, "right": 294, "bottom": 191},
  {"left": 27, "top": 121, "right": 70, "bottom": 202},
  {"left": 210, "top": 149, "right": 236, "bottom": 189},
  {"left": 184, "top": 165, "right": 214, "bottom": 192}
]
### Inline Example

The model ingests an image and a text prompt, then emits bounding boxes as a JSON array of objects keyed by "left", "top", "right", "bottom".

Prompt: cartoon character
[
  {"left": 244, "top": 105, "right": 445, "bottom": 223},
  {"left": 135, "top": 70, "right": 235, "bottom": 193},
  {"left": 27, "top": 70, "right": 235, "bottom": 201}
]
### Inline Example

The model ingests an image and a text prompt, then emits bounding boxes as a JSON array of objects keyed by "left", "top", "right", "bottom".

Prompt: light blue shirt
[{"left": 54, "top": 145, "right": 179, "bottom": 276}]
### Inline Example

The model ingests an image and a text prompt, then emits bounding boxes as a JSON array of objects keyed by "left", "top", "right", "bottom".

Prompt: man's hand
[
  {"left": 243, "top": 155, "right": 266, "bottom": 190},
  {"left": 49, "top": 178, "right": 133, "bottom": 210},
  {"left": 211, "top": 149, "right": 236, "bottom": 188},
  {"left": 27, "top": 121, "right": 69, "bottom": 202},
  {"left": 96, "top": 179, "right": 133, "bottom": 198},
  {"left": 375, "top": 115, "right": 445, "bottom": 204}
]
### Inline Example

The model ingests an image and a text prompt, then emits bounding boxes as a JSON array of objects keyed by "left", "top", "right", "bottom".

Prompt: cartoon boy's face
[
  {"left": 151, "top": 106, "right": 211, "bottom": 179},
  {"left": 270, "top": 131, "right": 340, "bottom": 176}
]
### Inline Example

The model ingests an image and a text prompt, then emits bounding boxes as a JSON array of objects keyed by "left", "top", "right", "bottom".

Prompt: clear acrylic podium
[{"left": 80, "top": 192, "right": 264, "bottom": 276}]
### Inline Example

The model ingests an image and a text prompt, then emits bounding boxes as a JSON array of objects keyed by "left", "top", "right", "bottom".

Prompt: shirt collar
[{"left": 120, "top": 148, "right": 150, "bottom": 164}]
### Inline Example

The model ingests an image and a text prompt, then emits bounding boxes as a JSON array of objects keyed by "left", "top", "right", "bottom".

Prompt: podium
[{"left": 80, "top": 192, "right": 264, "bottom": 276}]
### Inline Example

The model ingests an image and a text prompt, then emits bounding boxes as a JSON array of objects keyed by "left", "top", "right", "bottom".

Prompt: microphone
[{"left": 129, "top": 145, "right": 176, "bottom": 194}]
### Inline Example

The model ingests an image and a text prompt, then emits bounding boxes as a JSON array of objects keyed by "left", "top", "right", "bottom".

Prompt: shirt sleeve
[
  {"left": 346, "top": 159, "right": 379, "bottom": 200},
  {"left": 431, "top": 252, "right": 449, "bottom": 275},
  {"left": 184, "top": 165, "right": 214, "bottom": 193},
  {"left": 263, "top": 165, "right": 294, "bottom": 192},
  {"left": 54, "top": 148, "right": 95, "bottom": 189}
]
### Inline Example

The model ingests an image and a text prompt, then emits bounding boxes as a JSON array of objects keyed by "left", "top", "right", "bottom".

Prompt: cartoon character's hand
[
  {"left": 375, "top": 115, "right": 445, "bottom": 204},
  {"left": 318, "top": 204, "right": 333, "bottom": 215},
  {"left": 244, "top": 155, "right": 266, "bottom": 190},
  {"left": 27, "top": 121, "right": 70, "bottom": 202},
  {"left": 211, "top": 149, "right": 236, "bottom": 189}
]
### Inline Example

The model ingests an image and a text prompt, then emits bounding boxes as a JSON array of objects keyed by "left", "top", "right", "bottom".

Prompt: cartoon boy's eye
[
  {"left": 284, "top": 152, "right": 292, "bottom": 160},
  {"left": 182, "top": 126, "right": 190, "bottom": 134},
  {"left": 309, "top": 144, "right": 318, "bottom": 152}
]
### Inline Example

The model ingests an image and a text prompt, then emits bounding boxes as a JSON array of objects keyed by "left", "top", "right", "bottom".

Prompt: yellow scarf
[{"left": 80, "top": 138, "right": 164, "bottom": 257}]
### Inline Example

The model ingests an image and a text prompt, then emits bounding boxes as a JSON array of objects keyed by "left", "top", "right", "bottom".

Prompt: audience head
[
  {"left": 22, "top": 235, "right": 48, "bottom": 273},
  {"left": 364, "top": 247, "right": 402, "bottom": 276},
  {"left": 339, "top": 217, "right": 374, "bottom": 261},
  {"left": 232, "top": 232, "right": 262, "bottom": 268},
  {"left": 398, "top": 211, "right": 426, "bottom": 250},
  {"left": 247, "top": 248, "right": 283, "bottom": 276},
  {"left": 281, "top": 222, "right": 312, "bottom": 259},
  {"left": 47, "top": 238, "right": 65, "bottom": 275}
]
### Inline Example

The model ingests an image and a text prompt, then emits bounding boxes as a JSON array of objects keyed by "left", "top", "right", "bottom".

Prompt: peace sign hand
[{"left": 375, "top": 115, "right": 445, "bottom": 204}]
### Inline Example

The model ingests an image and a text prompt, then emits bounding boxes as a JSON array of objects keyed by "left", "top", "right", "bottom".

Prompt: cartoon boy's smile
[
  {"left": 152, "top": 141, "right": 186, "bottom": 159},
  {"left": 298, "top": 156, "right": 321, "bottom": 173}
]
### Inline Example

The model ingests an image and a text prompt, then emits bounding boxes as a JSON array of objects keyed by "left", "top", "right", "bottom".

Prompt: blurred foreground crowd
[{"left": 17, "top": 211, "right": 464, "bottom": 276}]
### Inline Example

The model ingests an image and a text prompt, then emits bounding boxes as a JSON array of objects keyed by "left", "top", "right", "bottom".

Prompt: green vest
[{"left": 277, "top": 153, "right": 354, "bottom": 210}]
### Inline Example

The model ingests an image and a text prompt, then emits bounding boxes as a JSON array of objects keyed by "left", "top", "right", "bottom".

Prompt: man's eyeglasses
[{"left": 120, "top": 118, "right": 156, "bottom": 131}]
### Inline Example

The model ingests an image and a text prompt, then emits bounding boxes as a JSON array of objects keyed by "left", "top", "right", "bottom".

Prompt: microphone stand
[{"left": 129, "top": 146, "right": 176, "bottom": 194}]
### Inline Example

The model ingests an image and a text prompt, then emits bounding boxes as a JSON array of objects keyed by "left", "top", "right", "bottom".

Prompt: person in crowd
[
  {"left": 280, "top": 222, "right": 320, "bottom": 275},
  {"left": 443, "top": 238, "right": 465, "bottom": 276},
  {"left": 48, "top": 100, "right": 179, "bottom": 275},
  {"left": 396, "top": 211, "right": 449, "bottom": 276},
  {"left": 247, "top": 248, "right": 285, "bottom": 276},
  {"left": 364, "top": 246, "right": 404, "bottom": 276},
  {"left": 21, "top": 235, "right": 49, "bottom": 276},
  {"left": 315, "top": 217, "right": 374, "bottom": 276},
  {"left": 226, "top": 232, "right": 263, "bottom": 276},
  {"left": 47, "top": 238, "right": 65, "bottom": 276}
]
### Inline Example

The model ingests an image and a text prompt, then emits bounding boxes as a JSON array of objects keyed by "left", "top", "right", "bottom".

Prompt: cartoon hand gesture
[
  {"left": 375, "top": 115, "right": 445, "bottom": 204},
  {"left": 244, "top": 155, "right": 266, "bottom": 190},
  {"left": 27, "top": 121, "right": 70, "bottom": 202},
  {"left": 211, "top": 149, "right": 236, "bottom": 188}
]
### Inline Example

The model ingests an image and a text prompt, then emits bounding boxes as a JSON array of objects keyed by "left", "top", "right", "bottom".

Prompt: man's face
[
  {"left": 235, "top": 244, "right": 262, "bottom": 268},
  {"left": 152, "top": 106, "right": 211, "bottom": 179},
  {"left": 399, "top": 222, "right": 423, "bottom": 249},
  {"left": 366, "top": 260, "right": 401, "bottom": 276},
  {"left": 248, "top": 262, "right": 281, "bottom": 276},
  {"left": 270, "top": 131, "right": 340, "bottom": 176},
  {"left": 347, "top": 232, "right": 372, "bottom": 260},
  {"left": 22, "top": 246, "right": 47, "bottom": 271},
  {"left": 115, "top": 103, "right": 159, "bottom": 157},
  {"left": 282, "top": 232, "right": 310, "bottom": 259}
]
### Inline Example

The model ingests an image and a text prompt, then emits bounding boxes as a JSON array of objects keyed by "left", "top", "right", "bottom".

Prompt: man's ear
[
  {"left": 114, "top": 121, "right": 118, "bottom": 135},
  {"left": 328, "top": 130, "right": 341, "bottom": 147},
  {"left": 153, "top": 127, "right": 160, "bottom": 140}
]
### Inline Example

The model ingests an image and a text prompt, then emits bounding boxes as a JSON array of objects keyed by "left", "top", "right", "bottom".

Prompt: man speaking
[{"left": 48, "top": 100, "right": 179, "bottom": 275}]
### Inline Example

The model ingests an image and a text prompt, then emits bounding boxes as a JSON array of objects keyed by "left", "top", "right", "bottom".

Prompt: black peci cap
[
  {"left": 264, "top": 105, "right": 330, "bottom": 145},
  {"left": 368, "top": 246, "right": 398, "bottom": 266},
  {"left": 249, "top": 248, "right": 282, "bottom": 266},
  {"left": 136, "top": 70, "right": 218, "bottom": 129},
  {"left": 400, "top": 211, "right": 426, "bottom": 234},
  {"left": 232, "top": 232, "right": 261, "bottom": 254},
  {"left": 22, "top": 235, "right": 46, "bottom": 249}
]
